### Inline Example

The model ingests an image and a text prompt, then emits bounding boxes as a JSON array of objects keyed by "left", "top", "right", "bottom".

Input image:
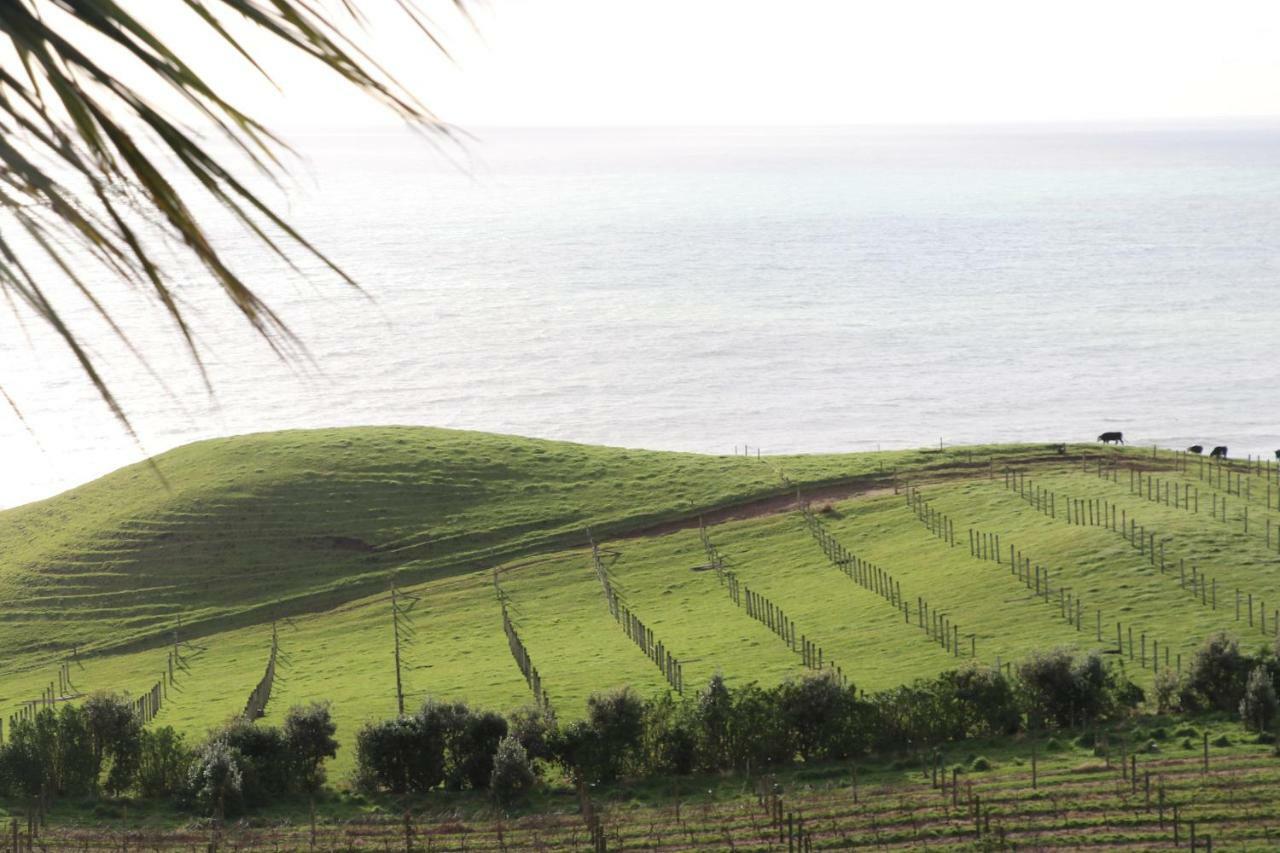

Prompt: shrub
[
  {"left": 1240, "top": 665, "right": 1279, "bottom": 732},
  {"left": 283, "top": 702, "right": 339, "bottom": 792},
  {"left": 1153, "top": 668, "right": 1182, "bottom": 714},
  {"left": 355, "top": 716, "right": 443, "bottom": 794},
  {"left": 416, "top": 700, "right": 471, "bottom": 788},
  {"left": 0, "top": 713, "right": 53, "bottom": 800},
  {"left": 776, "top": 671, "right": 861, "bottom": 761},
  {"left": 583, "top": 688, "right": 646, "bottom": 782},
  {"left": 642, "top": 693, "right": 698, "bottom": 775},
  {"left": 943, "top": 664, "right": 1021, "bottom": 737},
  {"left": 489, "top": 736, "right": 535, "bottom": 808},
  {"left": 1212, "top": 734, "right": 1232, "bottom": 748},
  {"left": 54, "top": 705, "right": 97, "bottom": 796},
  {"left": 1183, "top": 633, "right": 1249, "bottom": 712},
  {"left": 216, "top": 719, "right": 291, "bottom": 804},
  {"left": 508, "top": 705, "right": 556, "bottom": 765},
  {"left": 695, "top": 674, "right": 733, "bottom": 771},
  {"left": 136, "top": 727, "right": 193, "bottom": 799},
  {"left": 452, "top": 710, "right": 508, "bottom": 790},
  {"left": 1045, "top": 738, "right": 1062, "bottom": 752},
  {"left": 727, "top": 683, "right": 791, "bottom": 771},
  {"left": 83, "top": 693, "right": 143, "bottom": 795},
  {"left": 187, "top": 740, "right": 243, "bottom": 817},
  {"left": 971, "top": 756, "right": 991, "bottom": 771},
  {"left": 1017, "top": 649, "right": 1134, "bottom": 728}
]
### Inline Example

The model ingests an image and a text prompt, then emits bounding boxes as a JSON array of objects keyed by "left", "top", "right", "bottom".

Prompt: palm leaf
[{"left": 0, "top": 0, "right": 465, "bottom": 437}]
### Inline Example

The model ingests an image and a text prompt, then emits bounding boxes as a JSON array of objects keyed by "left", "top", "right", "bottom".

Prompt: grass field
[{"left": 3, "top": 428, "right": 1280, "bottom": 845}]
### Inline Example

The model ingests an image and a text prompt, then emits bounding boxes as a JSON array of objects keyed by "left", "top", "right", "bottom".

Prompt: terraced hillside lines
[
  {"left": 915, "top": 478, "right": 1249, "bottom": 681},
  {"left": 0, "top": 427, "right": 796, "bottom": 661},
  {"left": 496, "top": 551, "right": 670, "bottom": 713},
  {"left": 700, "top": 513, "right": 962, "bottom": 692},
  {"left": 584, "top": 532, "right": 805, "bottom": 692},
  {"left": 802, "top": 504, "right": 975, "bottom": 661},
  {"left": 1013, "top": 468, "right": 1280, "bottom": 642},
  {"left": 816, "top": 493, "right": 1090, "bottom": 678}
]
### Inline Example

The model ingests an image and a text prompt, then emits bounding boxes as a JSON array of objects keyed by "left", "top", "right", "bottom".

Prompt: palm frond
[{"left": 0, "top": 0, "right": 464, "bottom": 435}]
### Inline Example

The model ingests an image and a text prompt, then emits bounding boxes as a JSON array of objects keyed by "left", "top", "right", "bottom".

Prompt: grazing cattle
[
  {"left": 1098, "top": 431, "right": 1124, "bottom": 445},
  {"left": 1210, "top": 446, "right": 1228, "bottom": 459},
  {"left": 1188, "top": 445, "right": 1203, "bottom": 454}
]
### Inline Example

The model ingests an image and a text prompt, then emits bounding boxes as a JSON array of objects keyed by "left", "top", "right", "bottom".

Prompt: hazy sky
[{"left": 140, "top": 0, "right": 1280, "bottom": 129}]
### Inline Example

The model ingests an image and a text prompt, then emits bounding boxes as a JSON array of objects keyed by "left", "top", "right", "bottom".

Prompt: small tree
[
  {"left": 695, "top": 673, "right": 733, "bottom": 771},
  {"left": 1240, "top": 665, "right": 1279, "bottom": 732},
  {"left": 354, "top": 717, "right": 444, "bottom": 794},
  {"left": 187, "top": 740, "right": 243, "bottom": 818},
  {"left": 83, "top": 693, "right": 143, "bottom": 795},
  {"left": 489, "top": 736, "right": 535, "bottom": 808},
  {"left": 583, "top": 688, "right": 645, "bottom": 782},
  {"left": 54, "top": 705, "right": 96, "bottom": 796},
  {"left": 642, "top": 693, "right": 698, "bottom": 775},
  {"left": 137, "top": 727, "right": 194, "bottom": 800},
  {"left": 1184, "top": 633, "right": 1249, "bottom": 712},
  {"left": 1153, "top": 668, "right": 1182, "bottom": 714},
  {"left": 508, "top": 705, "right": 556, "bottom": 766},
  {"left": 283, "top": 703, "right": 339, "bottom": 792},
  {"left": 452, "top": 710, "right": 508, "bottom": 790},
  {"left": 776, "top": 671, "right": 862, "bottom": 761},
  {"left": 216, "top": 719, "right": 291, "bottom": 805}
]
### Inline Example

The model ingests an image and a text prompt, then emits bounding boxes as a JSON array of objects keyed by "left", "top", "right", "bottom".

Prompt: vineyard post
[
  {"left": 391, "top": 578, "right": 405, "bottom": 717},
  {"left": 1202, "top": 732, "right": 1209, "bottom": 775}
]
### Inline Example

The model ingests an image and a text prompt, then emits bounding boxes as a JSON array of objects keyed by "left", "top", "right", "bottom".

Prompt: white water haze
[{"left": 2, "top": 123, "right": 1279, "bottom": 508}]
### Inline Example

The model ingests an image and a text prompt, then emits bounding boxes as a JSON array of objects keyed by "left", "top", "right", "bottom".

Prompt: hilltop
[{"left": 4, "top": 428, "right": 1274, "bottom": 788}]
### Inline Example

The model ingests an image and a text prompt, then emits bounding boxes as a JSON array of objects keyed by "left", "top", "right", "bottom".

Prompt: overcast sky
[{"left": 133, "top": 0, "right": 1280, "bottom": 130}]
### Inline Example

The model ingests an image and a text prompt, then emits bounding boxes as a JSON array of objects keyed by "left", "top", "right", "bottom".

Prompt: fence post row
[
  {"left": 800, "top": 498, "right": 971, "bottom": 662},
  {"left": 586, "top": 531, "right": 683, "bottom": 694}
]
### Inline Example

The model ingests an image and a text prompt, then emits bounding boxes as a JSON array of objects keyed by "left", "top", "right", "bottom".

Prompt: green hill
[{"left": 4, "top": 428, "right": 1273, "bottom": 784}]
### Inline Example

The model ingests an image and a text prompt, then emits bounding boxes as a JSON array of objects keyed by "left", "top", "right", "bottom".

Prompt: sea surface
[{"left": 2, "top": 123, "right": 1279, "bottom": 509}]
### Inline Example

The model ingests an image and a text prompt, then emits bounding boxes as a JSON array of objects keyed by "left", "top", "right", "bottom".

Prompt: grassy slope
[
  {"left": 0, "top": 425, "right": 800, "bottom": 663},
  {"left": 10, "top": 432, "right": 1280, "bottom": 786}
]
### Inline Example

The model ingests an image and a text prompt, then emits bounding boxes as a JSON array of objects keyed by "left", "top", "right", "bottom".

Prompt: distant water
[{"left": 3, "top": 123, "right": 1280, "bottom": 509}]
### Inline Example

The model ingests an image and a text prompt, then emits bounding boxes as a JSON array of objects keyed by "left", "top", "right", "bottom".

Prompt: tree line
[{"left": 3, "top": 629, "right": 1277, "bottom": 815}]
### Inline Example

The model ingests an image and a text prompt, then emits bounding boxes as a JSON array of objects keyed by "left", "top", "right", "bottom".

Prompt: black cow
[
  {"left": 1188, "top": 445, "right": 1203, "bottom": 454},
  {"left": 1098, "top": 431, "right": 1124, "bottom": 445},
  {"left": 1210, "top": 446, "right": 1228, "bottom": 459},
  {"left": 1052, "top": 443, "right": 1067, "bottom": 455}
]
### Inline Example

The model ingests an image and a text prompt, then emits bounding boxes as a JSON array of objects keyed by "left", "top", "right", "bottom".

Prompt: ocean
[{"left": 2, "top": 123, "right": 1279, "bottom": 508}]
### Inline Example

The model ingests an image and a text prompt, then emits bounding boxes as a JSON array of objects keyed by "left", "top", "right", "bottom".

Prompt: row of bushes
[
  {"left": 360, "top": 632, "right": 1280, "bottom": 798},
  {"left": 356, "top": 646, "right": 1142, "bottom": 798},
  {"left": 4, "top": 631, "right": 1275, "bottom": 813},
  {"left": 0, "top": 698, "right": 337, "bottom": 816}
]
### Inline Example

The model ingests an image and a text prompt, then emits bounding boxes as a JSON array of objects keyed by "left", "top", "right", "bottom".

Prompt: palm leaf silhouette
[{"left": 0, "top": 0, "right": 466, "bottom": 434}]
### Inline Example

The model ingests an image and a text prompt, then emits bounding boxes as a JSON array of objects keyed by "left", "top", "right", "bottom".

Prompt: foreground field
[
  {"left": 3, "top": 428, "right": 1280, "bottom": 846},
  {"left": 26, "top": 716, "right": 1280, "bottom": 850}
]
